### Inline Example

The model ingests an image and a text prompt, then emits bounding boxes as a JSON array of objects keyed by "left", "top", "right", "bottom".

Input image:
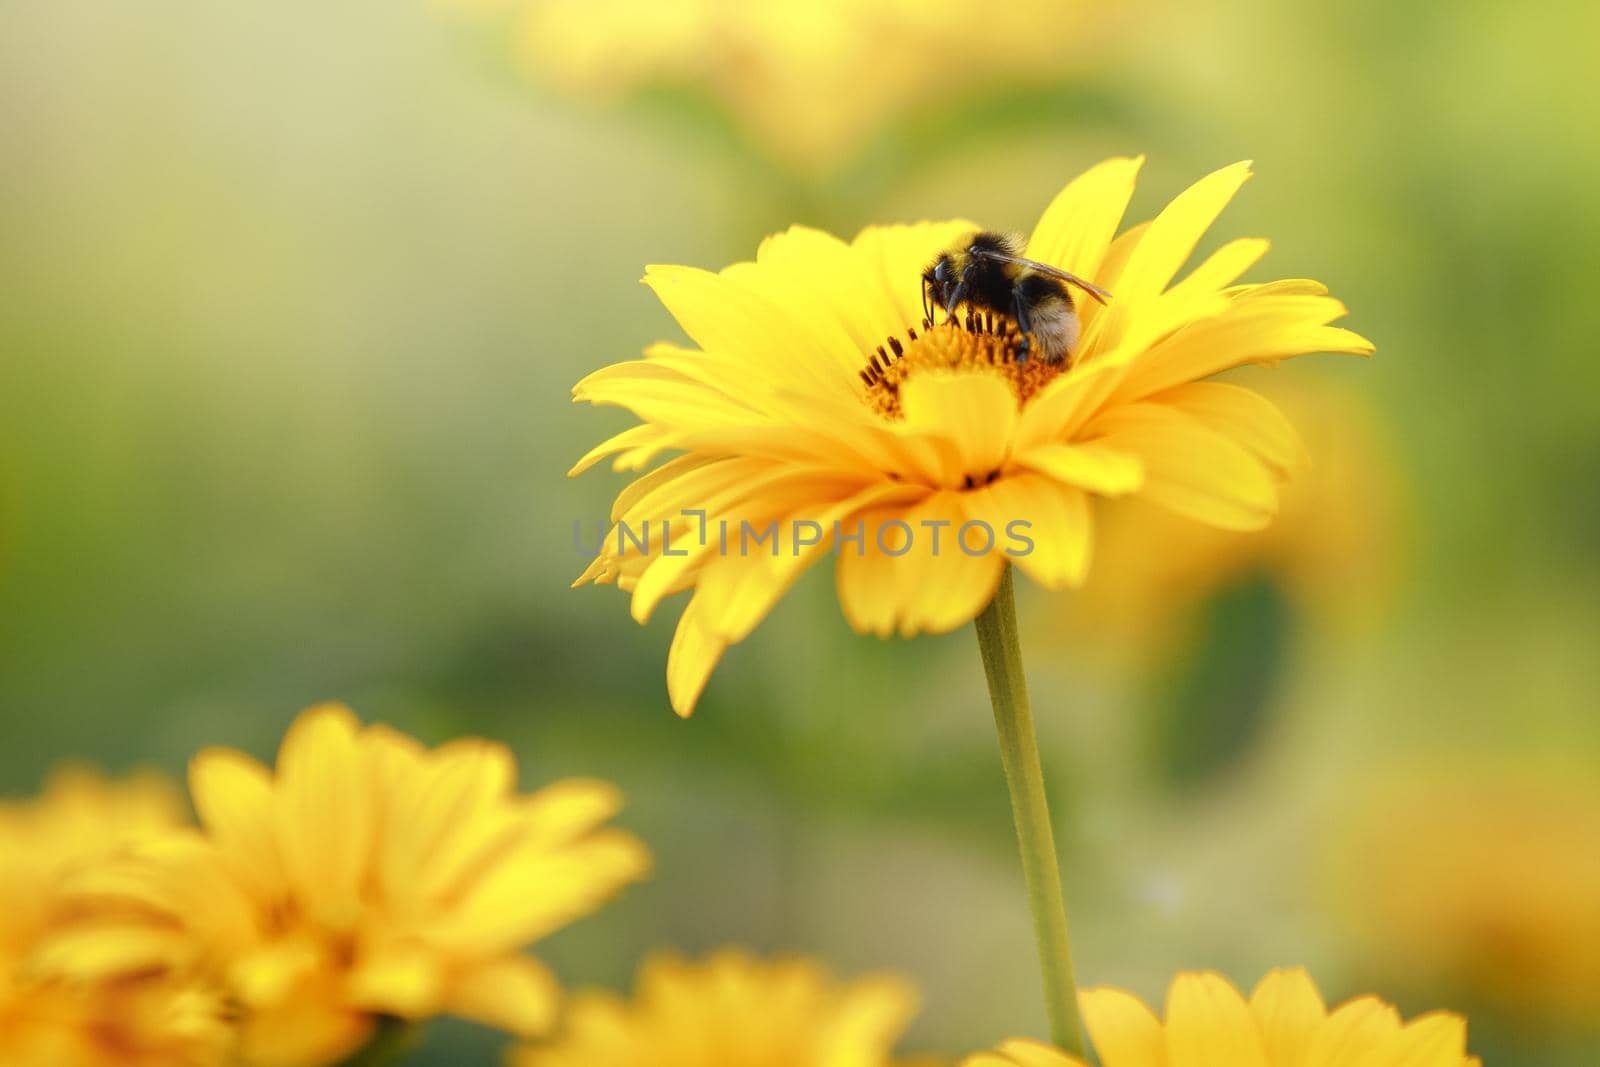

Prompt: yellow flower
[
  {"left": 0, "top": 767, "right": 232, "bottom": 1067},
  {"left": 1336, "top": 773, "right": 1600, "bottom": 1027},
  {"left": 62, "top": 703, "right": 651, "bottom": 1067},
  {"left": 485, "top": 0, "right": 1107, "bottom": 173},
  {"left": 573, "top": 158, "right": 1372, "bottom": 715},
  {"left": 1053, "top": 376, "right": 1401, "bottom": 660},
  {"left": 963, "top": 968, "right": 1479, "bottom": 1067},
  {"left": 511, "top": 947, "right": 923, "bottom": 1067}
]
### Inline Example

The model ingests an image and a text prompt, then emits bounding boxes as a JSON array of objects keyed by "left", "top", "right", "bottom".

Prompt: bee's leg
[
  {"left": 921, "top": 277, "right": 932, "bottom": 325},
  {"left": 1012, "top": 290, "right": 1034, "bottom": 362},
  {"left": 943, "top": 281, "right": 967, "bottom": 327}
]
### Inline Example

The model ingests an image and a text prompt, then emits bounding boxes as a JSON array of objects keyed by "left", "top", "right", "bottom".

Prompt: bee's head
[{"left": 921, "top": 248, "right": 966, "bottom": 323}]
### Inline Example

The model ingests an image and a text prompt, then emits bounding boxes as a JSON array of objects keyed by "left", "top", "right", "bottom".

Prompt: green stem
[
  {"left": 337, "top": 1018, "right": 422, "bottom": 1067},
  {"left": 973, "top": 566, "right": 1087, "bottom": 1056}
]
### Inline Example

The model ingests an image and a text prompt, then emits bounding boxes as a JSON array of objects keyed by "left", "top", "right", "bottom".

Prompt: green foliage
[{"left": 1145, "top": 574, "right": 1292, "bottom": 792}]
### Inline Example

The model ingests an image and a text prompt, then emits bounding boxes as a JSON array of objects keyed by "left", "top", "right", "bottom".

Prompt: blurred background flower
[
  {"left": 964, "top": 968, "right": 1480, "bottom": 1067},
  {"left": 60, "top": 704, "right": 649, "bottom": 1067},
  {"left": 1333, "top": 771, "right": 1600, "bottom": 1043},
  {"left": 2, "top": 0, "right": 1598, "bottom": 1064},
  {"left": 0, "top": 769, "right": 233, "bottom": 1067},
  {"left": 512, "top": 948, "right": 926, "bottom": 1066},
  {"left": 457, "top": 0, "right": 1117, "bottom": 179}
]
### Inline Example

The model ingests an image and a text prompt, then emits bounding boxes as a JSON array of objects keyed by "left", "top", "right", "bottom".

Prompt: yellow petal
[
  {"left": 446, "top": 954, "right": 564, "bottom": 1039},
  {"left": 1075, "top": 219, "right": 1152, "bottom": 346},
  {"left": 238, "top": 987, "right": 370, "bottom": 1067},
  {"left": 748, "top": 223, "right": 968, "bottom": 377},
  {"left": 1113, "top": 293, "right": 1372, "bottom": 404},
  {"left": 1232, "top": 279, "right": 1329, "bottom": 299},
  {"left": 1164, "top": 971, "right": 1269, "bottom": 1067},
  {"left": 567, "top": 423, "right": 665, "bottom": 477},
  {"left": 1249, "top": 968, "right": 1326, "bottom": 1066},
  {"left": 386, "top": 737, "right": 519, "bottom": 906},
  {"left": 347, "top": 942, "right": 446, "bottom": 1019},
  {"left": 629, "top": 467, "right": 890, "bottom": 626},
  {"left": 273, "top": 703, "right": 374, "bottom": 931},
  {"left": 641, "top": 219, "right": 972, "bottom": 413},
  {"left": 606, "top": 452, "right": 721, "bottom": 523},
  {"left": 1151, "top": 382, "right": 1308, "bottom": 478},
  {"left": 1302, "top": 997, "right": 1404, "bottom": 1067},
  {"left": 521, "top": 778, "right": 626, "bottom": 846},
  {"left": 572, "top": 360, "right": 755, "bottom": 432},
  {"left": 847, "top": 219, "right": 981, "bottom": 338},
  {"left": 1014, "top": 356, "right": 1135, "bottom": 452},
  {"left": 981, "top": 1037, "right": 1089, "bottom": 1067},
  {"left": 686, "top": 479, "right": 926, "bottom": 642},
  {"left": 1167, "top": 237, "right": 1270, "bottom": 299},
  {"left": 611, "top": 456, "right": 780, "bottom": 543},
  {"left": 1390, "top": 1012, "right": 1470, "bottom": 1067},
  {"left": 816, "top": 974, "right": 920, "bottom": 1067},
  {"left": 963, "top": 473, "right": 1091, "bottom": 590},
  {"left": 643, "top": 264, "right": 834, "bottom": 387},
  {"left": 1026, "top": 156, "right": 1145, "bottom": 279},
  {"left": 667, "top": 590, "right": 731, "bottom": 717},
  {"left": 1088, "top": 404, "right": 1279, "bottom": 530},
  {"left": 834, "top": 494, "right": 1006, "bottom": 638},
  {"left": 189, "top": 746, "right": 284, "bottom": 896},
  {"left": 437, "top": 827, "right": 649, "bottom": 953},
  {"left": 1096, "top": 220, "right": 1153, "bottom": 291},
  {"left": 230, "top": 937, "right": 325, "bottom": 1009},
  {"left": 832, "top": 504, "right": 906, "bottom": 640},
  {"left": 1082, "top": 986, "right": 1167, "bottom": 1067},
  {"left": 1114, "top": 161, "right": 1254, "bottom": 302},
  {"left": 30, "top": 922, "right": 192, "bottom": 980},
  {"left": 751, "top": 226, "right": 892, "bottom": 361},
  {"left": 1017, "top": 441, "right": 1145, "bottom": 496},
  {"left": 899, "top": 371, "right": 1017, "bottom": 488},
  {"left": 1088, "top": 162, "right": 1254, "bottom": 356},
  {"left": 883, "top": 489, "right": 1009, "bottom": 635}
]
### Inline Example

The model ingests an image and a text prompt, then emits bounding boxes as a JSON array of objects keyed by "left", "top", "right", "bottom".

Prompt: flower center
[{"left": 858, "top": 314, "right": 1066, "bottom": 419}]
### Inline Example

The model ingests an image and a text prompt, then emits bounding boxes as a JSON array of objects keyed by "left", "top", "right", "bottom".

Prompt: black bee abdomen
[{"left": 1016, "top": 270, "right": 1073, "bottom": 311}]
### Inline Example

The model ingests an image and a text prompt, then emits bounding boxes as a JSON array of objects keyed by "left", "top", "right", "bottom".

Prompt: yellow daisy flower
[
  {"left": 480, "top": 0, "right": 1107, "bottom": 174},
  {"left": 963, "top": 968, "right": 1479, "bottom": 1067},
  {"left": 1337, "top": 773, "right": 1600, "bottom": 1027},
  {"left": 0, "top": 767, "right": 232, "bottom": 1067},
  {"left": 511, "top": 947, "right": 924, "bottom": 1067},
  {"left": 61, "top": 703, "right": 650, "bottom": 1067},
  {"left": 573, "top": 158, "right": 1372, "bottom": 715}
]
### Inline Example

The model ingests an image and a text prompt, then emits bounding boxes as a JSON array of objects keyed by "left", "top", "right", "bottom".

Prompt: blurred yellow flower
[
  {"left": 963, "top": 968, "right": 1479, "bottom": 1067},
  {"left": 573, "top": 158, "right": 1372, "bottom": 715},
  {"left": 0, "top": 767, "right": 232, "bottom": 1067},
  {"left": 488, "top": 0, "right": 1109, "bottom": 173},
  {"left": 512, "top": 947, "right": 923, "bottom": 1067},
  {"left": 1337, "top": 773, "right": 1600, "bottom": 1027},
  {"left": 1055, "top": 376, "right": 1401, "bottom": 659},
  {"left": 61, "top": 703, "right": 651, "bottom": 1067}
]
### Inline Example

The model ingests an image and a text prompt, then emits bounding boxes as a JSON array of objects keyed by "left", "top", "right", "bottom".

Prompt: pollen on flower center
[{"left": 858, "top": 315, "right": 1066, "bottom": 419}]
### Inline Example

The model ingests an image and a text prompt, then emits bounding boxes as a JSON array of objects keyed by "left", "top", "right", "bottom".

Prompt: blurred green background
[{"left": 2, "top": 1, "right": 1597, "bottom": 1063}]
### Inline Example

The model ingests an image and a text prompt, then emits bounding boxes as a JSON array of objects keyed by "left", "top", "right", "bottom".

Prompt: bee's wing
[{"left": 970, "top": 250, "right": 1113, "bottom": 304}]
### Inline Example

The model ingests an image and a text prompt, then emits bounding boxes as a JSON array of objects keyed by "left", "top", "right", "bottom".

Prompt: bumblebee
[{"left": 922, "top": 231, "right": 1112, "bottom": 365}]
